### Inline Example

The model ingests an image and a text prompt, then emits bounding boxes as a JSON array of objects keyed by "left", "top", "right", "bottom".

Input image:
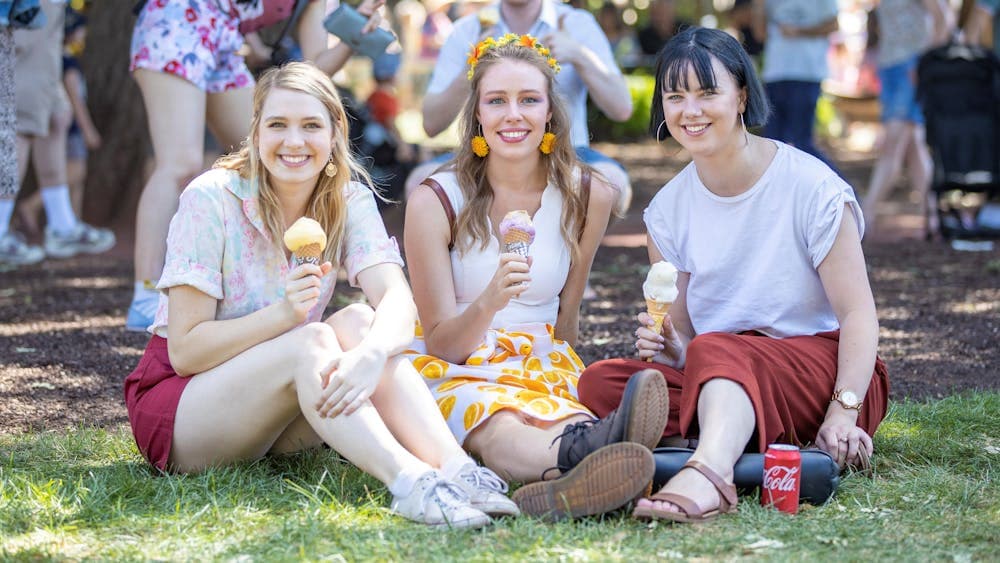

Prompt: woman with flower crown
[{"left": 403, "top": 34, "right": 670, "bottom": 521}]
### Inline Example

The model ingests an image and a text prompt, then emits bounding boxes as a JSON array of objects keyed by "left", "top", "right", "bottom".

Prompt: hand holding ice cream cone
[
  {"left": 642, "top": 261, "right": 678, "bottom": 361},
  {"left": 283, "top": 217, "right": 327, "bottom": 267}
]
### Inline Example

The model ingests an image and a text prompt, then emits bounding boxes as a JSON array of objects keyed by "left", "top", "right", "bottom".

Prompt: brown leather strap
[
  {"left": 578, "top": 167, "right": 591, "bottom": 238},
  {"left": 421, "top": 178, "right": 456, "bottom": 250}
]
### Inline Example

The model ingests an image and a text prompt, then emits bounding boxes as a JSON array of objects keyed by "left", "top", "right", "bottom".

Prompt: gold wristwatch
[{"left": 832, "top": 388, "right": 862, "bottom": 411}]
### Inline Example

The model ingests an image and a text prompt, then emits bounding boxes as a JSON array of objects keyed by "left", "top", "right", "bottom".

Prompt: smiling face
[
  {"left": 476, "top": 60, "right": 552, "bottom": 161},
  {"left": 255, "top": 87, "right": 334, "bottom": 194},
  {"left": 661, "top": 55, "right": 747, "bottom": 158}
]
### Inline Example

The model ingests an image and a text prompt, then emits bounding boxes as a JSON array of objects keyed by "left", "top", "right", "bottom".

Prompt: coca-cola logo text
[{"left": 763, "top": 466, "right": 799, "bottom": 491}]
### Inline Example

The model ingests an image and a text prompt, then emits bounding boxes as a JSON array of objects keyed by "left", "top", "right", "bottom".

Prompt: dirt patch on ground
[{"left": 2, "top": 142, "right": 998, "bottom": 435}]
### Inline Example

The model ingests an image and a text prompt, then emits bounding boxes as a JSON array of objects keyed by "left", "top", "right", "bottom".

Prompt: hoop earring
[
  {"left": 655, "top": 120, "right": 667, "bottom": 142},
  {"left": 740, "top": 112, "right": 749, "bottom": 147},
  {"left": 539, "top": 123, "right": 556, "bottom": 154},
  {"left": 325, "top": 154, "right": 338, "bottom": 177},
  {"left": 471, "top": 124, "right": 489, "bottom": 157}
]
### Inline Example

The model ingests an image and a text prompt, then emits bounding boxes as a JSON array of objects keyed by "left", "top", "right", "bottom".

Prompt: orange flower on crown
[{"left": 466, "top": 33, "right": 561, "bottom": 80}]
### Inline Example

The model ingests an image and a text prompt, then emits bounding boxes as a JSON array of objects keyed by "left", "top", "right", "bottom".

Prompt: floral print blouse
[{"left": 150, "top": 168, "right": 403, "bottom": 336}]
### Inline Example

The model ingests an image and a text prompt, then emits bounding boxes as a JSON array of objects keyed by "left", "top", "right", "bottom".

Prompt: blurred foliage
[{"left": 589, "top": 71, "right": 656, "bottom": 141}]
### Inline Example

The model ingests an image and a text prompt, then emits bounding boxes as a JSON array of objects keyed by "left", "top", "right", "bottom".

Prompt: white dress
[{"left": 403, "top": 171, "right": 593, "bottom": 444}]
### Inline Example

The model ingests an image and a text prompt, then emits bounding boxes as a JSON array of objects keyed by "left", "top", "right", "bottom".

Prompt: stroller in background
[{"left": 917, "top": 42, "right": 1000, "bottom": 239}]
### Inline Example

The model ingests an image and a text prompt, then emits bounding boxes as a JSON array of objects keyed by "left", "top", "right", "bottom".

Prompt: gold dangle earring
[
  {"left": 471, "top": 124, "right": 489, "bottom": 157},
  {"left": 325, "top": 154, "right": 338, "bottom": 177},
  {"left": 539, "top": 122, "right": 556, "bottom": 154}
]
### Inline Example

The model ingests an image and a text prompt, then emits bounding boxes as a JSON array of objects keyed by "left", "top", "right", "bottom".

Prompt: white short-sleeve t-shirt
[{"left": 643, "top": 141, "right": 863, "bottom": 338}]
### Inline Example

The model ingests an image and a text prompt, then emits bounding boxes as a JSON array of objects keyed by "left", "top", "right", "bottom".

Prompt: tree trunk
[{"left": 80, "top": 3, "right": 149, "bottom": 228}]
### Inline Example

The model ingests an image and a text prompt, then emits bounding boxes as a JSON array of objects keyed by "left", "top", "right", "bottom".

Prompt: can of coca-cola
[{"left": 761, "top": 443, "right": 801, "bottom": 514}]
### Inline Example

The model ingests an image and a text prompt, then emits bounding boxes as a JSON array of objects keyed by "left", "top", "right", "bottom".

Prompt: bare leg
[
  {"left": 638, "top": 379, "right": 754, "bottom": 515},
  {"left": 902, "top": 124, "right": 935, "bottom": 236},
  {"left": 66, "top": 158, "right": 85, "bottom": 215},
  {"left": 206, "top": 86, "right": 254, "bottom": 152},
  {"left": 171, "top": 322, "right": 428, "bottom": 485},
  {"left": 325, "top": 304, "right": 467, "bottom": 468},
  {"left": 132, "top": 70, "right": 209, "bottom": 285},
  {"left": 862, "top": 120, "right": 913, "bottom": 237},
  {"left": 30, "top": 107, "right": 71, "bottom": 188},
  {"left": 465, "top": 410, "right": 592, "bottom": 483}
]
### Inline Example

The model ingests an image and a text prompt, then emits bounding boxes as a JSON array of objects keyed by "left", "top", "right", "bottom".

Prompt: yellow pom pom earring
[
  {"left": 471, "top": 125, "right": 490, "bottom": 157},
  {"left": 539, "top": 124, "right": 556, "bottom": 154}
]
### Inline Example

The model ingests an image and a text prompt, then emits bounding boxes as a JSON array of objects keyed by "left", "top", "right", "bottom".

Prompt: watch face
[{"left": 841, "top": 390, "right": 859, "bottom": 407}]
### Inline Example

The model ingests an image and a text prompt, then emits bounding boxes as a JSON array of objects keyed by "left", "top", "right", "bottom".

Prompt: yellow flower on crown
[{"left": 466, "top": 33, "right": 562, "bottom": 80}]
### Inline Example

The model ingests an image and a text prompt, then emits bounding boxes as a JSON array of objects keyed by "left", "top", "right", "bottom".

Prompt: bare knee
[
  {"left": 153, "top": 152, "right": 204, "bottom": 188},
  {"left": 328, "top": 303, "right": 374, "bottom": 349},
  {"left": 293, "top": 322, "right": 341, "bottom": 375},
  {"left": 593, "top": 162, "right": 632, "bottom": 215}
]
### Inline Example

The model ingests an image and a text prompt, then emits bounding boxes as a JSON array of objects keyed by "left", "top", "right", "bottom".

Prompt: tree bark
[{"left": 80, "top": 3, "right": 149, "bottom": 228}]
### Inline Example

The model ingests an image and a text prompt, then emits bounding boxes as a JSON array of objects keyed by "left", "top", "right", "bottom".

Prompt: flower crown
[{"left": 466, "top": 33, "right": 561, "bottom": 80}]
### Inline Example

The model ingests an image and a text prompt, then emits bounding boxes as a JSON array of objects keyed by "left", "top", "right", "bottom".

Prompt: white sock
[
  {"left": 389, "top": 463, "right": 433, "bottom": 498},
  {"left": 440, "top": 452, "right": 475, "bottom": 480},
  {"left": 0, "top": 199, "right": 14, "bottom": 236},
  {"left": 40, "top": 185, "right": 78, "bottom": 235}
]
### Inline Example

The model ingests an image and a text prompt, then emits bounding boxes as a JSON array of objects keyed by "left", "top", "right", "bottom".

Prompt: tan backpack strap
[
  {"left": 578, "top": 167, "right": 591, "bottom": 238},
  {"left": 421, "top": 178, "right": 456, "bottom": 250}
]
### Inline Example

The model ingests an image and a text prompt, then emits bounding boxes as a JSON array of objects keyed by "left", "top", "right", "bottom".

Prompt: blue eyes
[{"left": 486, "top": 97, "right": 541, "bottom": 105}]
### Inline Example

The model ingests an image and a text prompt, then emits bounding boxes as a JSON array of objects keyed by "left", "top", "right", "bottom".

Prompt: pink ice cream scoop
[{"left": 499, "top": 210, "right": 535, "bottom": 257}]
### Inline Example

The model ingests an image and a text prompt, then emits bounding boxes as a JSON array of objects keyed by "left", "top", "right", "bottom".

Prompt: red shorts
[
  {"left": 123, "top": 336, "right": 190, "bottom": 471},
  {"left": 578, "top": 331, "right": 889, "bottom": 452}
]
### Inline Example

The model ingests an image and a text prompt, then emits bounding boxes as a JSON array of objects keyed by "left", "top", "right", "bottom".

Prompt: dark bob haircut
[{"left": 649, "top": 26, "right": 770, "bottom": 140}]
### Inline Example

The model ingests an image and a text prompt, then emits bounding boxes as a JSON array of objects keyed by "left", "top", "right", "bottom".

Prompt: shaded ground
[{"left": 1, "top": 141, "right": 998, "bottom": 435}]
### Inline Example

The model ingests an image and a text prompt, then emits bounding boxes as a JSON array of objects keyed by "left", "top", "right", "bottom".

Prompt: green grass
[{"left": 2, "top": 394, "right": 997, "bottom": 561}]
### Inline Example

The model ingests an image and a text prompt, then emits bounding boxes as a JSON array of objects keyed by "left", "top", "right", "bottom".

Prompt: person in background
[
  {"left": 597, "top": 1, "right": 641, "bottom": 71},
  {"left": 403, "top": 35, "right": 668, "bottom": 521},
  {"left": 124, "top": 62, "right": 514, "bottom": 529},
  {"left": 405, "top": 0, "right": 634, "bottom": 218},
  {"left": 125, "top": 0, "right": 385, "bottom": 332},
  {"left": 17, "top": 5, "right": 101, "bottom": 234},
  {"left": 964, "top": 0, "right": 999, "bottom": 54},
  {"left": 1, "top": 0, "right": 115, "bottom": 268},
  {"left": 637, "top": 0, "right": 691, "bottom": 64},
  {"left": 757, "top": 0, "right": 840, "bottom": 173},
  {"left": 725, "top": 0, "right": 764, "bottom": 68},
  {"left": 862, "top": 0, "right": 952, "bottom": 239},
  {"left": 579, "top": 27, "right": 889, "bottom": 523}
]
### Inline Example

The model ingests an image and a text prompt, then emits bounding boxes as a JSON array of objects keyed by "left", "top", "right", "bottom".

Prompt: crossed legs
[{"left": 465, "top": 411, "right": 592, "bottom": 483}]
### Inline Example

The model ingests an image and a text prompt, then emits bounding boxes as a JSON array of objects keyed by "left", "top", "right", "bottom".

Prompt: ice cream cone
[
  {"left": 503, "top": 228, "right": 533, "bottom": 257},
  {"left": 645, "top": 298, "right": 671, "bottom": 335},
  {"left": 293, "top": 242, "right": 323, "bottom": 266}
]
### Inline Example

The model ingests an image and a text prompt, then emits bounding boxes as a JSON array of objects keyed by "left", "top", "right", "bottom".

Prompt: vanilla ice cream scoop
[
  {"left": 643, "top": 260, "right": 679, "bottom": 302},
  {"left": 283, "top": 217, "right": 326, "bottom": 266}
]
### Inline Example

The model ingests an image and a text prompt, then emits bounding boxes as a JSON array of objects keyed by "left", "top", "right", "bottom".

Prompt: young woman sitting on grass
[
  {"left": 123, "top": 62, "right": 515, "bottom": 530},
  {"left": 403, "top": 34, "right": 669, "bottom": 521},
  {"left": 578, "top": 27, "right": 890, "bottom": 523}
]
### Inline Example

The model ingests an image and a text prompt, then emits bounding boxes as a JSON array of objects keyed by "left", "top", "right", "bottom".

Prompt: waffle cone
[
  {"left": 503, "top": 229, "right": 533, "bottom": 256},
  {"left": 293, "top": 242, "right": 323, "bottom": 266},
  {"left": 645, "top": 298, "right": 671, "bottom": 334}
]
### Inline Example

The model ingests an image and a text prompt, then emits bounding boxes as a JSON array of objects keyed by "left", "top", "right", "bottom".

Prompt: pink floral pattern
[
  {"left": 150, "top": 169, "right": 403, "bottom": 335},
  {"left": 129, "top": 0, "right": 254, "bottom": 93}
]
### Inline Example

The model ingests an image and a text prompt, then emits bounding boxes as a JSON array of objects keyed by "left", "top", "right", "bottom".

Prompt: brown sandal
[{"left": 632, "top": 460, "right": 738, "bottom": 523}]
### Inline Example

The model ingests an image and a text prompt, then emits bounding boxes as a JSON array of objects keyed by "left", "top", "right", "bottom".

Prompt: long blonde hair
[
  {"left": 451, "top": 41, "right": 589, "bottom": 264},
  {"left": 214, "top": 62, "right": 373, "bottom": 265}
]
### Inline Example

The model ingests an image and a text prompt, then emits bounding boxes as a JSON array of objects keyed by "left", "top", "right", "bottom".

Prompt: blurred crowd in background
[{"left": 2, "top": 0, "right": 998, "bottom": 279}]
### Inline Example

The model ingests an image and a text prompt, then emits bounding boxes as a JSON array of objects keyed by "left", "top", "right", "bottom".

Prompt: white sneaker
[
  {"left": 453, "top": 463, "right": 520, "bottom": 517},
  {"left": 44, "top": 223, "right": 116, "bottom": 259},
  {"left": 390, "top": 471, "right": 491, "bottom": 529},
  {"left": 0, "top": 231, "right": 44, "bottom": 266}
]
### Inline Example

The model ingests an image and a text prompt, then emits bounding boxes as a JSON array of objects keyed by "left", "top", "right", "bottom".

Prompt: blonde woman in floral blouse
[{"left": 124, "top": 62, "right": 516, "bottom": 529}]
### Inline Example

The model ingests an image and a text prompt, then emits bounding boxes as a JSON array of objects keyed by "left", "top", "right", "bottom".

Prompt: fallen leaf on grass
[{"left": 29, "top": 382, "right": 56, "bottom": 390}]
